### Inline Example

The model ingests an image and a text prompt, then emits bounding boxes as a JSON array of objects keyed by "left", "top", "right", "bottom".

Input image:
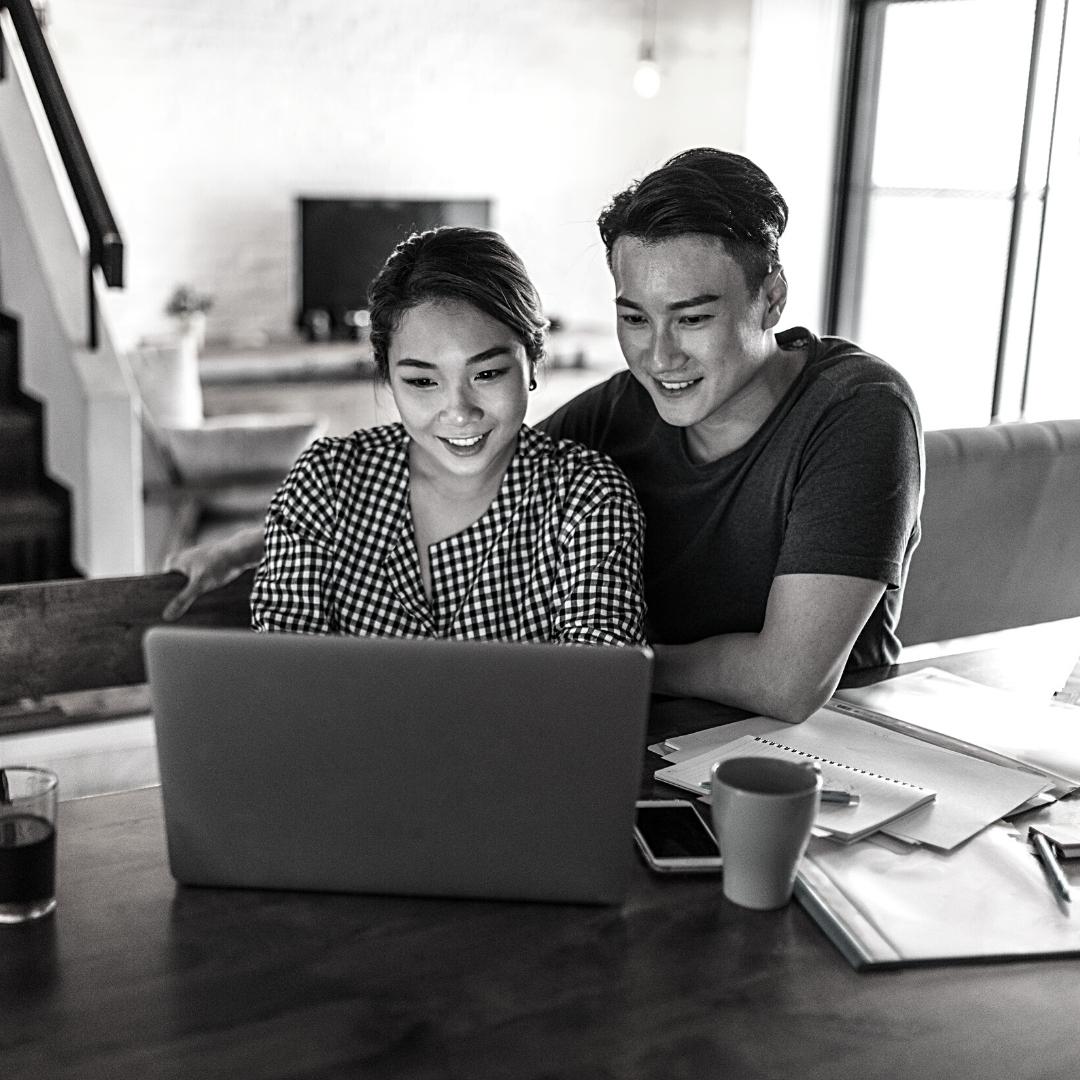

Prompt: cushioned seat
[{"left": 898, "top": 418, "right": 1080, "bottom": 646}]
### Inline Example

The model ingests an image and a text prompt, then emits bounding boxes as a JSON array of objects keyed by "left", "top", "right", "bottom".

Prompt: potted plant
[{"left": 165, "top": 284, "right": 213, "bottom": 351}]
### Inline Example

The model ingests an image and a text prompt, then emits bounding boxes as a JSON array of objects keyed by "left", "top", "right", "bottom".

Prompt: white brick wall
[{"left": 44, "top": 0, "right": 751, "bottom": 349}]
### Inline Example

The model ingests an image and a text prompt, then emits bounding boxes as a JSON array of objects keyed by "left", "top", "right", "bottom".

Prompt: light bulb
[{"left": 633, "top": 56, "right": 661, "bottom": 99}]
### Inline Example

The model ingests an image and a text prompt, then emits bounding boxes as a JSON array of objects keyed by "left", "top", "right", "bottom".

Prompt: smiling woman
[{"left": 249, "top": 227, "right": 646, "bottom": 647}]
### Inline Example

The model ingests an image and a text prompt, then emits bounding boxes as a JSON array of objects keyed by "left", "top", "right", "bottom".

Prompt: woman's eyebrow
[
  {"left": 466, "top": 347, "right": 512, "bottom": 364},
  {"left": 395, "top": 346, "right": 512, "bottom": 369}
]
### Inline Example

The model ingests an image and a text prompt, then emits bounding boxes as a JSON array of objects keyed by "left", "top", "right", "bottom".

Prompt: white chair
[{"left": 128, "top": 335, "right": 327, "bottom": 566}]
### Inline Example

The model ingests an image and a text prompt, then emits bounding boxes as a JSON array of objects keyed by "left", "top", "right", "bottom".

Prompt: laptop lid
[{"left": 144, "top": 627, "right": 653, "bottom": 905}]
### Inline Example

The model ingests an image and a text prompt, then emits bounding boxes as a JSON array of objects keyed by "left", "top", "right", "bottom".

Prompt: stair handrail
[{"left": 0, "top": 0, "right": 123, "bottom": 347}]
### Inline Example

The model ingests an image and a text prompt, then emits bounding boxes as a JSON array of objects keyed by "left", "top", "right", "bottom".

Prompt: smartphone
[{"left": 634, "top": 799, "right": 723, "bottom": 873}]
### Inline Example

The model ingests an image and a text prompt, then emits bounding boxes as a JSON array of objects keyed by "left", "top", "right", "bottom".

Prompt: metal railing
[{"left": 0, "top": 0, "right": 123, "bottom": 347}]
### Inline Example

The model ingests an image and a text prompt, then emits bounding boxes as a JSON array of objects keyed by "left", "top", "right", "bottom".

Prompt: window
[{"left": 828, "top": 0, "right": 1075, "bottom": 429}]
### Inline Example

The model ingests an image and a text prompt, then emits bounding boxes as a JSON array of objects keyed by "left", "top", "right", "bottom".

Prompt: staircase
[{"left": 0, "top": 310, "right": 76, "bottom": 583}]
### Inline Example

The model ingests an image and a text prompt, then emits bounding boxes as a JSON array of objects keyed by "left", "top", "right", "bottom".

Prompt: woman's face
[{"left": 388, "top": 299, "right": 531, "bottom": 484}]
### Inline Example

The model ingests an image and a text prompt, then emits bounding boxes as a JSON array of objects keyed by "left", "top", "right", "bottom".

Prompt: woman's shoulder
[
  {"left": 299, "top": 423, "right": 407, "bottom": 468},
  {"left": 518, "top": 424, "right": 639, "bottom": 505}
]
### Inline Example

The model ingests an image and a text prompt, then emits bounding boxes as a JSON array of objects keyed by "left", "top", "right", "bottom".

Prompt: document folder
[{"left": 795, "top": 822, "right": 1080, "bottom": 970}]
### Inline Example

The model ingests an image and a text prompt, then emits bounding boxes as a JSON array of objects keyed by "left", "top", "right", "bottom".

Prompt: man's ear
[{"left": 761, "top": 266, "right": 788, "bottom": 330}]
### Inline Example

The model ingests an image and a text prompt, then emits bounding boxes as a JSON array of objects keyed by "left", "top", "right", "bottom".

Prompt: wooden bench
[{"left": 0, "top": 568, "right": 254, "bottom": 734}]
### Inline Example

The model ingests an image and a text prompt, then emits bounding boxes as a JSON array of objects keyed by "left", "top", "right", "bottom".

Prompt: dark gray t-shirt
[{"left": 539, "top": 327, "right": 923, "bottom": 670}]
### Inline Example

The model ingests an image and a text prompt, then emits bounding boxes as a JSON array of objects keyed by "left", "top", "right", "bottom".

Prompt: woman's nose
[{"left": 440, "top": 386, "right": 483, "bottom": 426}]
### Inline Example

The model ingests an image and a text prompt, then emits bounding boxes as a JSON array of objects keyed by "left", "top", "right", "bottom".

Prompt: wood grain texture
[
  {"left": 3, "top": 783, "right": 1079, "bottom": 1080},
  {"left": 0, "top": 568, "right": 255, "bottom": 704}
]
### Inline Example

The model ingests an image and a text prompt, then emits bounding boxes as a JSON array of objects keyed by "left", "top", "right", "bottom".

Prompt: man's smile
[{"left": 654, "top": 376, "right": 704, "bottom": 395}]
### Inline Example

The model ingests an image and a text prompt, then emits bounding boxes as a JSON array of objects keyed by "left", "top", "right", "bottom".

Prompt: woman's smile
[{"left": 438, "top": 431, "right": 491, "bottom": 455}]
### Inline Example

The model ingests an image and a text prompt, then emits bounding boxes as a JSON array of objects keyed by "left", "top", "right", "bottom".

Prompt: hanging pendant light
[{"left": 633, "top": 0, "right": 661, "bottom": 99}]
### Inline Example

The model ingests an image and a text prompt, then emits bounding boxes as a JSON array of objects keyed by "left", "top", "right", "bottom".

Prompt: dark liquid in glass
[{"left": 0, "top": 814, "right": 56, "bottom": 903}]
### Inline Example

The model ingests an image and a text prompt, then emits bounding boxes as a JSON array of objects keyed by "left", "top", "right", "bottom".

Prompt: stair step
[
  {"left": 0, "top": 318, "right": 19, "bottom": 402},
  {"left": 0, "top": 491, "right": 71, "bottom": 584},
  {"left": 0, "top": 406, "right": 43, "bottom": 489},
  {"left": 0, "top": 490, "right": 66, "bottom": 530}
]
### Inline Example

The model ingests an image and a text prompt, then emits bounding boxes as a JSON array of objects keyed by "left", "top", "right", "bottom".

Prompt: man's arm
[
  {"left": 650, "top": 573, "right": 886, "bottom": 723},
  {"left": 162, "top": 525, "right": 266, "bottom": 620}
]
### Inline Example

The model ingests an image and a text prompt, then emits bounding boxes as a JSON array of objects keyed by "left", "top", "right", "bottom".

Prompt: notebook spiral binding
[{"left": 751, "top": 736, "right": 928, "bottom": 790}]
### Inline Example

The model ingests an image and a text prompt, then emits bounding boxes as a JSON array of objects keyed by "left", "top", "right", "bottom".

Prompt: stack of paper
[
  {"left": 649, "top": 670, "right": 1080, "bottom": 969},
  {"left": 651, "top": 703, "right": 1054, "bottom": 852},
  {"left": 835, "top": 667, "right": 1080, "bottom": 792},
  {"left": 655, "top": 733, "right": 936, "bottom": 844}
]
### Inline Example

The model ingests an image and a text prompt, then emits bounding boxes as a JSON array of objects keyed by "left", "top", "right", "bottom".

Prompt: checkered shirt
[{"left": 250, "top": 424, "right": 646, "bottom": 645}]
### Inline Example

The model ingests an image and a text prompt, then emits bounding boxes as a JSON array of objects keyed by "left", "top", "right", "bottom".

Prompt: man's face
[{"left": 611, "top": 234, "right": 779, "bottom": 449}]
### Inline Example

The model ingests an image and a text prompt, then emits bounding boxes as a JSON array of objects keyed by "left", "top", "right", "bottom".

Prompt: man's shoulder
[
  {"left": 539, "top": 370, "right": 645, "bottom": 444},
  {"left": 781, "top": 327, "right": 919, "bottom": 418},
  {"left": 784, "top": 327, "right": 912, "bottom": 389}
]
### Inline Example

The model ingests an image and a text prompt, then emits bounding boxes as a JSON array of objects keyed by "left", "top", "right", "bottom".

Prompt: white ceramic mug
[{"left": 710, "top": 756, "right": 821, "bottom": 910}]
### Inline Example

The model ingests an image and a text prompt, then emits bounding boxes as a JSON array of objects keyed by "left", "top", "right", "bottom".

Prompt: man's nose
[{"left": 648, "top": 325, "right": 683, "bottom": 372}]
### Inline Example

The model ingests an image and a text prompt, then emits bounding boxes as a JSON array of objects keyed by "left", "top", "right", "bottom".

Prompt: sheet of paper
[
  {"left": 649, "top": 706, "right": 1050, "bottom": 851},
  {"left": 836, "top": 667, "right": 1080, "bottom": 787}
]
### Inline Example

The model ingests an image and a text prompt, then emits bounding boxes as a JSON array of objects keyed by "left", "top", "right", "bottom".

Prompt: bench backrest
[
  {"left": 0, "top": 568, "right": 255, "bottom": 706},
  {"left": 897, "top": 418, "right": 1080, "bottom": 645}
]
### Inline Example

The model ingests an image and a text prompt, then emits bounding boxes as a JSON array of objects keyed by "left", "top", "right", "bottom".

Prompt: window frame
[{"left": 825, "top": 0, "right": 1069, "bottom": 424}]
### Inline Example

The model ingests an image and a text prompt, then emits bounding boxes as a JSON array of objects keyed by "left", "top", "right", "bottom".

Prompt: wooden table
[{"left": 4, "top": 645, "right": 1080, "bottom": 1080}]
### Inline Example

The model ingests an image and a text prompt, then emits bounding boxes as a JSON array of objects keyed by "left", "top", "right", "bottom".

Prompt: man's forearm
[
  {"left": 651, "top": 574, "right": 887, "bottom": 722},
  {"left": 651, "top": 635, "right": 839, "bottom": 724}
]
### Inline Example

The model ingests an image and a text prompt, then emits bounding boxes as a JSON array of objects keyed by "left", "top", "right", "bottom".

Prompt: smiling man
[
  {"left": 542, "top": 149, "right": 923, "bottom": 722},
  {"left": 165, "top": 148, "right": 922, "bottom": 723}
]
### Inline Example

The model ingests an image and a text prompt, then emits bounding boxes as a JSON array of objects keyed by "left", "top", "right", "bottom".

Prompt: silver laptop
[{"left": 144, "top": 627, "right": 653, "bottom": 905}]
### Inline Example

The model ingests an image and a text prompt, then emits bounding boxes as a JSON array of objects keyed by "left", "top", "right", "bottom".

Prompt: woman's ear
[{"left": 762, "top": 266, "right": 789, "bottom": 330}]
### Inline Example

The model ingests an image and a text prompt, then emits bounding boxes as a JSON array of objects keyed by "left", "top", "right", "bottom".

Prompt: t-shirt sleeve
[
  {"left": 549, "top": 460, "right": 647, "bottom": 647},
  {"left": 250, "top": 441, "right": 339, "bottom": 633},
  {"left": 774, "top": 386, "right": 922, "bottom": 588}
]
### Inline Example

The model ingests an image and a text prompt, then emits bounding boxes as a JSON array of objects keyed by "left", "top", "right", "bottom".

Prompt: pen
[
  {"left": 820, "top": 789, "right": 860, "bottom": 806},
  {"left": 1030, "top": 828, "right": 1072, "bottom": 905},
  {"left": 696, "top": 779, "right": 859, "bottom": 805}
]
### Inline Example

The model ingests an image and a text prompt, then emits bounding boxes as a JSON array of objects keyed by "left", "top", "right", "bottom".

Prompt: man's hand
[{"left": 161, "top": 525, "right": 265, "bottom": 621}]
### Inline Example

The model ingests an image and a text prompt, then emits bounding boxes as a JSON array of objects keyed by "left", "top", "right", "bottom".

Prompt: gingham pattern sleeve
[
  {"left": 550, "top": 454, "right": 647, "bottom": 647},
  {"left": 251, "top": 439, "right": 340, "bottom": 634}
]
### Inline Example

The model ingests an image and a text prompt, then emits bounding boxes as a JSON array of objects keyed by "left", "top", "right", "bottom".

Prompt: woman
[{"left": 250, "top": 226, "right": 645, "bottom": 645}]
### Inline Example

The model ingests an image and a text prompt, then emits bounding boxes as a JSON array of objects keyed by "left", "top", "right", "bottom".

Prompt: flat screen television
[{"left": 297, "top": 197, "right": 492, "bottom": 340}]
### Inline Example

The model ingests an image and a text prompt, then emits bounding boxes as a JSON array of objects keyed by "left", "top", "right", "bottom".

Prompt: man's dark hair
[
  {"left": 368, "top": 226, "right": 547, "bottom": 380},
  {"left": 597, "top": 147, "right": 789, "bottom": 290}
]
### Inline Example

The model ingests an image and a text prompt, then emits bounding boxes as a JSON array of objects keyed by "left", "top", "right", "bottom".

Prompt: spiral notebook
[{"left": 654, "top": 733, "right": 936, "bottom": 844}]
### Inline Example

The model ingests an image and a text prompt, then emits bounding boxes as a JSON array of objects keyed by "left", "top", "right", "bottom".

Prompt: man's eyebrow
[
  {"left": 614, "top": 294, "right": 720, "bottom": 311},
  {"left": 394, "top": 346, "right": 512, "bottom": 368}
]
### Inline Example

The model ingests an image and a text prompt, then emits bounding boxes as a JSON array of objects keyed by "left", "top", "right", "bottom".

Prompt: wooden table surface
[{"left": 4, "top": 644, "right": 1080, "bottom": 1080}]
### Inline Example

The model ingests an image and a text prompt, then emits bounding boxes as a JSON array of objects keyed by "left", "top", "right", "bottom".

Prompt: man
[{"left": 164, "top": 148, "right": 922, "bottom": 723}]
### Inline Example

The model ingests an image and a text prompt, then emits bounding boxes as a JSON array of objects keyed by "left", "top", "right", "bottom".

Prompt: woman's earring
[{"left": 529, "top": 376, "right": 537, "bottom": 391}]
